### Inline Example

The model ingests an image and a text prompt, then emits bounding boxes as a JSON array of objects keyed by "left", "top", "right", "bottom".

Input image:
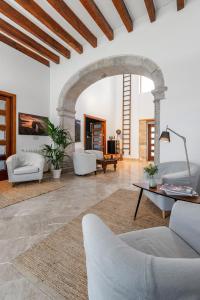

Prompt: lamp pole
[{"left": 166, "top": 126, "right": 192, "bottom": 184}]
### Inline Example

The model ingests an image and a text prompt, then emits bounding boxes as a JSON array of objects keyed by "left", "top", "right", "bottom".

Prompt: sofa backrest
[
  {"left": 85, "top": 150, "right": 103, "bottom": 160},
  {"left": 169, "top": 201, "right": 200, "bottom": 255},
  {"left": 159, "top": 161, "right": 199, "bottom": 175}
]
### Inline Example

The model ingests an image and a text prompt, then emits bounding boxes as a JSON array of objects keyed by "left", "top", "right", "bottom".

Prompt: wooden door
[
  {"left": 92, "top": 123, "right": 104, "bottom": 152},
  {"left": 147, "top": 123, "right": 155, "bottom": 161},
  {"left": 0, "top": 93, "right": 16, "bottom": 180}
]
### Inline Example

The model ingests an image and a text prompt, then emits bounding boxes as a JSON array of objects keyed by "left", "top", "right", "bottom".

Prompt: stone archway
[{"left": 57, "top": 55, "right": 167, "bottom": 164}]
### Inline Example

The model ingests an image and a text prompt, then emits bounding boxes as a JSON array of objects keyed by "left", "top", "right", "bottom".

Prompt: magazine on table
[{"left": 160, "top": 184, "right": 198, "bottom": 197}]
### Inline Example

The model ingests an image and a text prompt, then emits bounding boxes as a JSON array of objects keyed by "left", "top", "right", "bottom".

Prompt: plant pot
[
  {"left": 52, "top": 169, "right": 62, "bottom": 179},
  {"left": 149, "top": 176, "right": 157, "bottom": 188}
]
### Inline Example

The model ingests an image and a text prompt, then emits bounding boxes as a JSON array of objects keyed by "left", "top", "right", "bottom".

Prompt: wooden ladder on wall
[{"left": 122, "top": 74, "right": 132, "bottom": 155}]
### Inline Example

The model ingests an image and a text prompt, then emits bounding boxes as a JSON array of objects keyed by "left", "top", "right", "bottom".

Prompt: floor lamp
[{"left": 159, "top": 125, "right": 192, "bottom": 185}]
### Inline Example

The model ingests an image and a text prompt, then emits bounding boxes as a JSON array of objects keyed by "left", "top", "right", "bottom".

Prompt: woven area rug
[
  {"left": 13, "top": 189, "right": 169, "bottom": 300},
  {"left": 0, "top": 179, "right": 65, "bottom": 209}
]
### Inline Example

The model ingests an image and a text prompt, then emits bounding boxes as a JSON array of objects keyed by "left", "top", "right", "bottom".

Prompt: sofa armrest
[
  {"left": 35, "top": 155, "right": 45, "bottom": 171},
  {"left": 73, "top": 153, "right": 96, "bottom": 175},
  {"left": 6, "top": 155, "right": 18, "bottom": 181},
  {"left": 74, "top": 153, "right": 96, "bottom": 165},
  {"left": 169, "top": 201, "right": 200, "bottom": 254}
]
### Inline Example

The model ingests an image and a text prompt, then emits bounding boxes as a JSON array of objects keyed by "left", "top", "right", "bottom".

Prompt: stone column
[
  {"left": 153, "top": 99, "right": 160, "bottom": 165},
  {"left": 152, "top": 87, "right": 167, "bottom": 165},
  {"left": 57, "top": 107, "right": 76, "bottom": 172}
]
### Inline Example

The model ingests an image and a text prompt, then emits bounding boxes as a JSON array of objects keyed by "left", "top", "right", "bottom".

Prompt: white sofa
[
  {"left": 82, "top": 201, "right": 200, "bottom": 300},
  {"left": 144, "top": 161, "right": 200, "bottom": 218},
  {"left": 73, "top": 151, "right": 97, "bottom": 175},
  {"left": 6, "top": 152, "right": 45, "bottom": 184}
]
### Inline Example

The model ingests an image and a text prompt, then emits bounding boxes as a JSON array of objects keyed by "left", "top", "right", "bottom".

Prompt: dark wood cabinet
[{"left": 107, "top": 140, "right": 117, "bottom": 154}]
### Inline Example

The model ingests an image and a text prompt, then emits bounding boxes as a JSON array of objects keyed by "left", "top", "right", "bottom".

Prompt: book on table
[{"left": 160, "top": 184, "right": 198, "bottom": 197}]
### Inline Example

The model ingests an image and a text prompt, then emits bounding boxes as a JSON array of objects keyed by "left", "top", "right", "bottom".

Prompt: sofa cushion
[
  {"left": 14, "top": 165, "right": 39, "bottom": 175},
  {"left": 119, "top": 226, "right": 199, "bottom": 258}
]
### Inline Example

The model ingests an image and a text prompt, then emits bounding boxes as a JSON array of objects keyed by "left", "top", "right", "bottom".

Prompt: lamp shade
[{"left": 159, "top": 131, "right": 170, "bottom": 142}]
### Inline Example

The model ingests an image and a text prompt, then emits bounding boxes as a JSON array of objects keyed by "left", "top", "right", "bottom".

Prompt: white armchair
[
  {"left": 82, "top": 201, "right": 200, "bottom": 300},
  {"left": 144, "top": 161, "right": 200, "bottom": 218},
  {"left": 73, "top": 152, "right": 96, "bottom": 175},
  {"left": 6, "top": 152, "right": 45, "bottom": 184}
]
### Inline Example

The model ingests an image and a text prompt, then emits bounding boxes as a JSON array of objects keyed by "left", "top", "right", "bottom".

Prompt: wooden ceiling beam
[
  {"left": 0, "top": 18, "right": 59, "bottom": 64},
  {"left": 0, "top": 0, "right": 70, "bottom": 58},
  {"left": 15, "top": 0, "right": 83, "bottom": 54},
  {"left": 144, "top": 0, "right": 156, "bottom": 23},
  {"left": 177, "top": 0, "right": 185, "bottom": 11},
  {"left": 112, "top": 0, "right": 133, "bottom": 32},
  {"left": 0, "top": 32, "right": 49, "bottom": 67},
  {"left": 80, "top": 0, "right": 114, "bottom": 41},
  {"left": 47, "top": 0, "right": 97, "bottom": 48}
]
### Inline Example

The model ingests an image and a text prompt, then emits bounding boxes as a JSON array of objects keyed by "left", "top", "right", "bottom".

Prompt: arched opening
[{"left": 57, "top": 55, "right": 167, "bottom": 165}]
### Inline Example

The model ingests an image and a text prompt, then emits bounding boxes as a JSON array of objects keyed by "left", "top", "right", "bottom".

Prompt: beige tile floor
[{"left": 0, "top": 160, "right": 146, "bottom": 300}]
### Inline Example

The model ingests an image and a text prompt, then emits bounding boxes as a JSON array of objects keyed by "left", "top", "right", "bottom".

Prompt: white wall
[
  {"left": 0, "top": 43, "right": 50, "bottom": 152},
  {"left": 50, "top": 0, "right": 200, "bottom": 164},
  {"left": 75, "top": 74, "right": 154, "bottom": 158}
]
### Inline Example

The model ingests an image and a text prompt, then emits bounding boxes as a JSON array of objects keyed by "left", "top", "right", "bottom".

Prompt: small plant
[
  {"left": 42, "top": 145, "right": 65, "bottom": 170},
  {"left": 144, "top": 163, "right": 158, "bottom": 177},
  {"left": 42, "top": 119, "right": 73, "bottom": 171}
]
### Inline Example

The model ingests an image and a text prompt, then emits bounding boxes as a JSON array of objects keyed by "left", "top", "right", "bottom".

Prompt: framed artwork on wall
[
  {"left": 18, "top": 113, "right": 48, "bottom": 136},
  {"left": 75, "top": 119, "right": 81, "bottom": 142}
]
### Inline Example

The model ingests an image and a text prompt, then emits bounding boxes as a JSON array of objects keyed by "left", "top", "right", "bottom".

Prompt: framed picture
[
  {"left": 75, "top": 119, "right": 81, "bottom": 142},
  {"left": 18, "top": 113, "right": 48, "bottom": 136}
]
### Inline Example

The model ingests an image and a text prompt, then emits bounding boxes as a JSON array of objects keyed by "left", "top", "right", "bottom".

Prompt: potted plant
[
  {"left": 144, "top": 163, "right": 158, "bottom": 188},
  {"left": 42, "top": 119, "right": 73, "bottom": 179}
]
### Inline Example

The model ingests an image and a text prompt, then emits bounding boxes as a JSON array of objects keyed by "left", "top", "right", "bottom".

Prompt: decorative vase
[
  {"left": 52, "top": 169, "right": 62, "bottom": 179},
  {"left": 149, "top": 175, "right": 157, "bottom": 188}
]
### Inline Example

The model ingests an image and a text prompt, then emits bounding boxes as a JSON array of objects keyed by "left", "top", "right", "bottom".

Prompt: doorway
[
  {"left": 84, "top": 114, "right": 106, "bottom": 153},
  {"left": 139, "top": 118, "right": 155, "bottom": 161},
  {"left": 0, "top": 91, "right": 16, "bottom": 180}
]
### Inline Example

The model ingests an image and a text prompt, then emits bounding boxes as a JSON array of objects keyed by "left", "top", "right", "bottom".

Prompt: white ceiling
[{"left": 2, "top": 0, "right": 175, "bottom": 56}]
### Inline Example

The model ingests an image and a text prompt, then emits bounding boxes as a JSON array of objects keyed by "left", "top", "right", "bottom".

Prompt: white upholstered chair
[
  {"left": 73, "top": 151, "right": 97, "bottom": 175},
  {"left": 6, "top": 152, "right": 45, "bottom": 184},
  {"left": 144, "top": 161, "right": 200, "bottom": 218},
  {"left": 82, "top": 201, "right": 200, "bottom": 300}
]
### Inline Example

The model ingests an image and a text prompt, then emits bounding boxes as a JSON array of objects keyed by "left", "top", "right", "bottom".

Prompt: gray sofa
[
  {"left": 144, "top": 161, "right": 200, "bottom": 218},
  {"left": 82, "top": 201, "right": 200, "bottom": 300}
]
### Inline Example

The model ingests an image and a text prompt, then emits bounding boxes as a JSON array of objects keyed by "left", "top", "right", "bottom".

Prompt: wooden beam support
[
  {"left": 177, "top": 0, "right": 184, "bottom": 11},
  {"left": 0, "top": 18, "right": 59, "bottom": 64},
  {"left": 112, "top": 0, "right": 133, "bottom": 32},
  {"left": 47, "top": 0, "right": 97, "bottom": 48},
  {"left": 16, "top": 0, "right": 83, "bottom": 54},
  {"left": 0, "top": 0, "right": 70, "bottom": 58},
  {"left": 144, "top": 0, "right": 156, "bottom": 23},
  {"left": 80, "top": 0, "right": 114, "bottom": 41},
  {"left": 0, "top": 32, "right": 49, "bottom": 67}
]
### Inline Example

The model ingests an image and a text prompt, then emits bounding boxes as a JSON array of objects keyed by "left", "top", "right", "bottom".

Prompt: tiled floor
[{"left": 0, "top": 160, "right": 146, "bottom": 299}]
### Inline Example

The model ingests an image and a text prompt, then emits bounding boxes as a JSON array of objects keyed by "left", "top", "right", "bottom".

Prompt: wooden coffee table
[
  {"left": 97, "top": 158, "right": 117, "bottom": 173},
  {"left": 133, "top": 182, "right": 200, "bottom": 220}
]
